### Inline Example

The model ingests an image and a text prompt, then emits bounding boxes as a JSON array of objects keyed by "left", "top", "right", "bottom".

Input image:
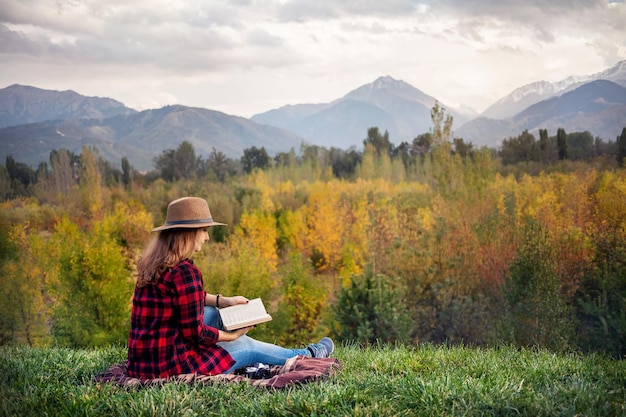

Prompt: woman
[{"left": 127, "top": 196, "right": 334, "bottom": 378}]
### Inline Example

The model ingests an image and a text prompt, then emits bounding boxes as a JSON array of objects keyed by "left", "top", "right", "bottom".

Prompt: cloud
[
  {"left": 0, "top": 0, "right": 624, "bottom": 117},
  {"left": 1, "top": 0, "right": 252, "bottom": 72},
  {"left": 275, "top": 0, "right": 415, "bottom": 22},
  {"left": 3, "top": 0, "right": 622, "bottom": 69},
  {"left": 426, "top": 0, "right": 624, "bottom": 45}
]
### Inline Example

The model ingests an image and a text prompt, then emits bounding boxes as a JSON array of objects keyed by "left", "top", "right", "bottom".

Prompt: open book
[{"left": 218, "top": 298, "right": 273, "bottom": 331}]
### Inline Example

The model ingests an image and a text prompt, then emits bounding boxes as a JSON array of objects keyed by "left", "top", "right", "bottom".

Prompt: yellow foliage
[
  {"left": 199, "top": 240, "right": 277, "bottom": 301},
  {"left": 250, "top": 170, "right": 277, "bottom": 212},
  {"left": 101, "top": 200, "right": 153, "bottom": 250},
  {"left": 79, "top": 147, "right": 104, "bottom": 220},
  {"left": 304, "top": 182, "right": 346, "bottom": 271},
  {"left": 278, "top": 209, "right": 307, "bottom": 250},
  {"left": 417, "top": 206, "right": 436, "bottom": 232},
  {"left": 339, "top": 250, "right": 361, "bottom": 285},
  {"left": 341, "top": 194, "right": 370, "bottom": 278},
  {"left": 358, "top": 146, "right": 376, "bottom": 180},
  {"left": 0, "top": 223, "right": 53, "bottom": 346},
  {"left": 5, "top": 151, "right": 626, "bottom": 349},
  {"left": 236, "top": 210, "right": 279, "bottom": 272},
  {"left": 0, "top": 197, "right": 59, "bottom": 231},
  {"left": 594, "top": 171, "right": 626, "bottom": 231}
]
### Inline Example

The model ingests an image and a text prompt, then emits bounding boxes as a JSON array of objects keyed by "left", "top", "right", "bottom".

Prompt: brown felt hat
[{"left": 152, "top": 197, "right": 226, "bottom": 232}]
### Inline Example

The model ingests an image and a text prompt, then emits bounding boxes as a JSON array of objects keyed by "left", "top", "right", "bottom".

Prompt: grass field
[{"left": 1, "top": 343, "right": 624, "bottom": 416}]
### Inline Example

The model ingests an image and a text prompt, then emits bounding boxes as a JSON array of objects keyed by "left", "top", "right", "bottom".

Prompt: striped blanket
[{"left": 93, "top": 355, "right": 341, "bottom": 389}]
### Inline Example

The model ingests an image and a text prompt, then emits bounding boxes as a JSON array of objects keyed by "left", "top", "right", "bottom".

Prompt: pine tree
[
  {"left": 617, "top": 127, "right": 626, "bottom": 167},
  {"left": 557, "top": 128, "right": 568, "bottom": 160}
]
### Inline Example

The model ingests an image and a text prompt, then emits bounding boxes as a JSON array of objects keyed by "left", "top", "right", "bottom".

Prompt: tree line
[{"left": 3, "top": 102, "right": 625, "bottom": 200}]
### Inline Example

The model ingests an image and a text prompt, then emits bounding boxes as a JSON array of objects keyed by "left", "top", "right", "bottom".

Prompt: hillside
[
  {"left": 0, "top": 84, "right": 136, "bottom": 128},
  {"left": 0, "top": 104, "right": 307, "bottom": 171}
]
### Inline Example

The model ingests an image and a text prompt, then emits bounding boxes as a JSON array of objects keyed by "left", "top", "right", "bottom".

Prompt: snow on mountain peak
[
  {"left": 510, "top": 81, "right": 557, "bottom": 102},
  {"left": 490, "top": 60, "right": 625, "bottom": 112},
  {"left": 592, "top": 59, "right": 626, "bottom": 80}
]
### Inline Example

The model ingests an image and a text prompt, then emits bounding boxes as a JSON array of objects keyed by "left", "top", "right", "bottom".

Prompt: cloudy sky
[{"left": 1, "top": 0, "right": 625, "bottom": 118}]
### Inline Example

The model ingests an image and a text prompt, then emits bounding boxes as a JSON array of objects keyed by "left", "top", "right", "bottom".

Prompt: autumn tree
[
  {"left": 576, "top": 171, "right": 626, "bottom": 357},
  {"left": 46, "top": 149, "right": 78, "bottom": 201},
  {"left": 199, "top": 239, "right": 275, "bottom": 317},
  {"left": 275, "top": 252, "right": 325, "bottom": 346},
  {"left": 237, "top": 210, "right": 278, "bottom": 272},
  {"left": 304, "top": 182, "right": 345, "bottom": 272},
  {"left": 357, "top": 144, "right": 376, "bottom": 180},
  {"left": 52, "top": 214, "right": 136, "bottom": 347},
  {"left": 0, "top": 222, "right": 53, "bottom": 346},
  {"left": 78, "top": 146, "right": 104, "bottom": 220},
  {"left": 430, "top": 101, "right": 453, "bottom": 146}
]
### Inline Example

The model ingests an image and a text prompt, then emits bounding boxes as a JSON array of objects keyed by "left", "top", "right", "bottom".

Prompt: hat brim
[{"left": 151, "top": 220, "right": 227, "bottom": 232}]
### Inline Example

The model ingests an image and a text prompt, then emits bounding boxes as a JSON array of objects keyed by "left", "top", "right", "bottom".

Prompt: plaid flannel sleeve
[{"left": 172, "top": 260, "right": 220, "bottom": 345}]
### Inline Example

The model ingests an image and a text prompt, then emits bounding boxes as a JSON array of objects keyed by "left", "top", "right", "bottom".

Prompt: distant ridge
[
  {"left": 0, "top": 101, "right": 306, "bottom": 171},
  {"left": 481, "top": 60, "right": 626, "bottom": 119},
  {"left": 0, "top": 84, "right": 136, "bottom": 128},
  {"left": 456, "top": 80, "right": 626, "bottom": 146}
]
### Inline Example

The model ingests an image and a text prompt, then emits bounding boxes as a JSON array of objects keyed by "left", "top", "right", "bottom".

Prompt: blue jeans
[{"left": 203, "top": 306, "right": 311, "bottom": 373}]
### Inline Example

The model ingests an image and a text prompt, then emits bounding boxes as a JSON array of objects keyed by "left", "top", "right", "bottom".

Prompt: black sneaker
[{"left": 307, "top": 337, "right": 335, "bottom": 358}]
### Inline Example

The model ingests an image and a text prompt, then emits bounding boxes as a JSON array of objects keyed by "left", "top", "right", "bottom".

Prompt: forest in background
[{"left": 1, "top": 105, "right": 625, "bottom": 358}]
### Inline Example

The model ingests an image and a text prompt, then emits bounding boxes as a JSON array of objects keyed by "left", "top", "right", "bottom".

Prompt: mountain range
[
  {"left": 456, "top": 79, "right": 626, "bottom": 146},
  {"left": 253, "top": 61, "right": 626, "bottom": 148},
  {"left": 481, "top": 60, "right": 626, "bottom": 119},
  {"left": 456, "top": 61, "right": 626, "bottom": 146},
  {"left": 250, "top": 75, "right": 471, "bottom": 149},
  {"left": 1, "top": 60, "right": 625, "bottom": 171},
  {"left": 0, "top": 88, "right": 306, "bottom": 171}
]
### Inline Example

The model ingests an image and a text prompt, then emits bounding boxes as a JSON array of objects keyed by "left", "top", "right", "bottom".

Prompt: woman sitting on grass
[{"left": 127, "top": 196, "right": 334, "bottom": 378}]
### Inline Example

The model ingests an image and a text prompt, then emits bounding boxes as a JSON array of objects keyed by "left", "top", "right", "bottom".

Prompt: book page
[{"left": 219, "top": 298, "right": 272, "bottom": 330}]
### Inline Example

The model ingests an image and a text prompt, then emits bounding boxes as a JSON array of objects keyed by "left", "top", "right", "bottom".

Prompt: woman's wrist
[{"left": 216, "top": 294, "right": 222, "bottom": 308}]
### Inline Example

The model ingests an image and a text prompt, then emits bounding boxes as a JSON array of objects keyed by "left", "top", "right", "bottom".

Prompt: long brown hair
[{"left": 136, "top": 229, "right": 199, "bottom": 287}]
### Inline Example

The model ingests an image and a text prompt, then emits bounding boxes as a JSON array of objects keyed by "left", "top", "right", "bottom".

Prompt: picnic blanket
[{"left": 93, "top": 355, "right": 341, "bottom": 389}]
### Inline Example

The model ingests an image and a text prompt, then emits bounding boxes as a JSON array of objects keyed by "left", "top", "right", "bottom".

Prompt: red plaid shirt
[{"left": 127, "top": 259, "right": 234, "bottom": 378}]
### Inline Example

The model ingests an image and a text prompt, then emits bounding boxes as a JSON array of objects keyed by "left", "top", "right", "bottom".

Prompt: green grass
[{"left": 1, "top": 343, "right": 624, "bottom": 416}]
